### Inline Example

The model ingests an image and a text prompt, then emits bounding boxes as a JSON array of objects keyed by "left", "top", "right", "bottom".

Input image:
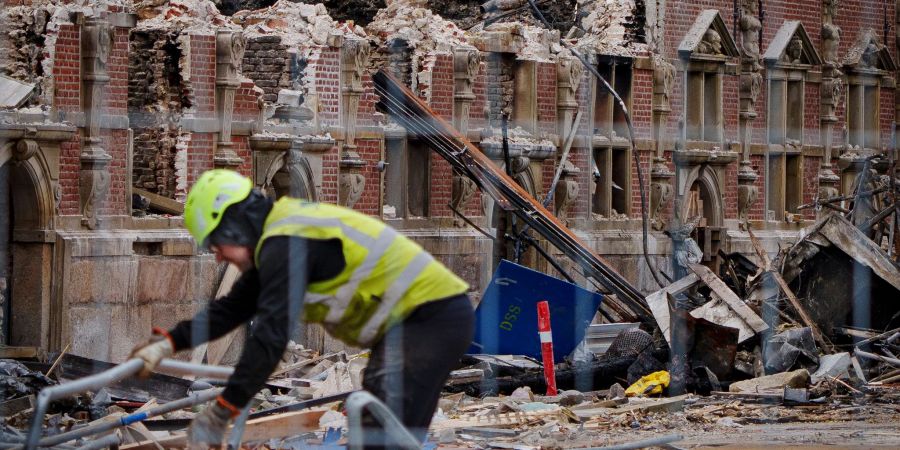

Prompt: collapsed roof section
[{"left": 573, "top": 0, "right": 647, "bottom": 57}]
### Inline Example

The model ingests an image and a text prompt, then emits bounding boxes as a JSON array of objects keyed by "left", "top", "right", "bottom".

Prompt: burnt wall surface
[
  {"left": 128, "top": 29, "right": 186, "bottom": 199},
  {"left": 242, "top": 35, "right": 294, "bottom": 103},
  {"left": 0, "top": 7, "right": 50, "bottom": 105}
]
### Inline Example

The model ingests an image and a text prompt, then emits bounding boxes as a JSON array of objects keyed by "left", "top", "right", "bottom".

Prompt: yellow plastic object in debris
[{"left": 625, "top": 370, "right": 671, "bottom": 397}]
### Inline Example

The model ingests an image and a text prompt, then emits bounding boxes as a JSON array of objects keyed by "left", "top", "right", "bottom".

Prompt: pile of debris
[
  {"left": 232, "top": 0, "right": 364, "bottom": 47},
  {"left": 366, "top": 0, "right": 470, "bottom": 55}
]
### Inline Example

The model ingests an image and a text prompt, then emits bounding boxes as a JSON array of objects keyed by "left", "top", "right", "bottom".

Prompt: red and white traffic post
[{"left": 536, "top": 300, "right": 558, "bottom": 396}]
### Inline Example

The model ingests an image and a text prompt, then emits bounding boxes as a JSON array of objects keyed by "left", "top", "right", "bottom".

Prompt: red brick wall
[
  {"left": 58, "top": 133, "right": 82, "bottom": 215},
  {"left": 880, "top": 86, "right": 895, "bottom": 148},
  {"left": 632, "top": 67, "right": 653, "bottom": 140},
  {"left": 570, "top": 69, "right": 593, "bottom": 219},
  {"left": 185, "top": 133, "right": 214, "bottom": 188},
  {"left": 55, "top": 23, "right": 81, "bottom": 215},
  {"left": 470, "top": 64, "right": 489, "bottom": 132},
  {"left": 354, "top": 138, "right": 382, "bottom": 215},
  {"left": 187, "top": 34, "right": 216, "bottom": 118},
  {"left": 536, "top": 62, "right": 557, "bottom": 137},
  {"left": 358, "top": 75, "right": 379, "bottom": 127},
  {"left": 234, "top": 80, "right": 261, "bottom": 122},
  {"left": 804, "top": 82, "right": 821, "bottom": 146},
  {"left": 803, "top": 155, "right": 821, "bottom": 220},
  {"left": 99, "top": 129, "right": 128, "bottom": 216},
  {"left": 313, "top": 47, "right": 340, "bottom": 127},
  {"left": 724, "top": 160, "right": 738, "bottom": 220},
  {"left": 321, "top": 145, "right": 339, "bottom": 204},
  {"left": 182, "top": 35, "right": 217, "bottom": 192},
  {"left": 724, "top": 74, "right": 740, "bottom": 143},
  {"left": 234, "top": 80, "right": 261, "bottom": 178},
  {"left": 232, "top": 136, "right": 252, "bottom": 178},
  {"left": 830, "top": 0, "right": 897, "bottom": 147},
  {"left": 427, "top": 53, "right": 454, "bottom": 218},
  {"left": 630, "top": 150, "right": 653, "bottom": 218}
]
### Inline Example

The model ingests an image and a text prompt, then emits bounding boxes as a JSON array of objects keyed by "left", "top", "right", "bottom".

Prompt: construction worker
[{"left": 131, "top": 169, "right": 475, "bottom": 448}]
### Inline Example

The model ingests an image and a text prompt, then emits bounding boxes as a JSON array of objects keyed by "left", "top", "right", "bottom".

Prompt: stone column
[
  {"left": 651, "top": 58, "right": 676, "bottom": 230},
  {"left": 450, "top": 46, "right": 481, "bottom": 225},
  {"left": 819, "top": 0, "right": 843, "bottom": 204},
  {"left": 556, "top": 55, "right": 583, "bottom": 141},
  {"left": 79, "top": 18, "right": 112, "bottom": 230},
  {"left": 339, "top": 37, "right": 370, "bottom": 208},
  {"left": 737, "top": 0, "right": 763, "bottom": 225},
  {"left": 554, "top": 55, "right": 584, "bottom": 222},
  {"left": 214, "top": 29, "right": 245, "bottom": 169}
]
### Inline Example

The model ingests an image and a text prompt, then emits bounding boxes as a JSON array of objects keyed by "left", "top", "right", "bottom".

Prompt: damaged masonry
[{"left": 2, "top": 0, "right": 900, "bottom": 447}]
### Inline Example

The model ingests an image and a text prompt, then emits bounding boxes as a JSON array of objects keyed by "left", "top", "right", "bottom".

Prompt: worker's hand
[
  {"left": 129, "top": 328, "right": 174, "bottom": 378},
  {"left": 187, "top": 398, "right": 237, "bottom": 450}
]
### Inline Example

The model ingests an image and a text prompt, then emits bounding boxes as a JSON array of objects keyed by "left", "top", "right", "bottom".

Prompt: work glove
[
  {"left": 129, "top": 327, "right": 174, "bottom": 378},
  {"left": 187, "top": 397, "right": 239, "bottom": 450}
]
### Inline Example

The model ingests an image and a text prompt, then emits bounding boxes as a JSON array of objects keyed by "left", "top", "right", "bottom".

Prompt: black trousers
[{"left": 361, "top": 293, "right": 475, "bottom": 448}]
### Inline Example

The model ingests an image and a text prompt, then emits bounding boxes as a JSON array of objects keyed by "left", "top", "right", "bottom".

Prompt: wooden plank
[
  {"left": 133, "top": 188, "right": 184, "bottom": 215},
  {"left": 818, "top": 213, "right": 900, "bottom": 292},
  {"left": 0, "top": 395, "right": 33, "bottom": 417},
  {"left": 191, "top": 264, "right": 243, "bottom": 366},
  {"left": 121, "top": 409, "right": 328, "bottom": 450},
  {"left": 0, "top": 346, "right": 40, "bottom": 359},
  {"left": 688, "top": 264, "right": 768, "bottom": 333},
  {"left": 574, "top": 395, "right": 687, "bottom": 419},
  {"left": 747, "top": 226, "right": 832, "bottom": 352},
  {"left": 645, "top": 273, "right": 701, "bottom": 345}
]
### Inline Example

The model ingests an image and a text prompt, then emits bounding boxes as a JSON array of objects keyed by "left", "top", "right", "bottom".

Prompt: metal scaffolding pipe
[
  {"left": 37, "top": 389, "right": 222, "bottom": 447},
  {"left": 24, "top": 358, "right": 234, "bottom": 450}
]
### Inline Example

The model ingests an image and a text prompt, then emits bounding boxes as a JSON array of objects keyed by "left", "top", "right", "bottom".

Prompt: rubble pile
[
  {"left": 135, "top": 0, "right": 233, "bottom": 32},
  {"left": 366, "top": 0, "right": 470, "bottom": 55},
  {"left": 232, "top": 0, "right": 365, "bottom": 47},
  {"left": 572, "top": 0, "right": 647, "bottom": 56}
]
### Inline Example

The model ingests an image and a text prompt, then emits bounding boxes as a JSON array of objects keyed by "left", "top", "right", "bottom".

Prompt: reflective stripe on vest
[
  {"left": 265, "top": 215, "right": 398, "bottom": 324},
  {"left": 357, "top": 250, "right": 434, "bottom": 344}
]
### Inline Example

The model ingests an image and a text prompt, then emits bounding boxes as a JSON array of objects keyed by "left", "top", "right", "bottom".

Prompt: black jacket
[{"left": 168, "top": 236, "right": 344, "bottom": 407}]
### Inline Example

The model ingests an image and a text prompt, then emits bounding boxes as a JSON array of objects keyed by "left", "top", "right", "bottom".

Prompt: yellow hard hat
[{"left": 184, "top": 170, "right": 252, "bottom": 248}]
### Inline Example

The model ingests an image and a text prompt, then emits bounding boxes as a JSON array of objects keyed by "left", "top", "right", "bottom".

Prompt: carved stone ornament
[
  {"left": 739, "top": 0, "right": 762, "bottom": 70},
  {"left": 80, "top": 157, "right": 111, "bottom": 230},
  {"left": 82, "top": 18, "right": 112, "bottom": 76},
  {"left": 782, "top": 36, "right": 804, "bottom": 64},
  {"left": 740, "top": 71, "right": 762, "bottom": 104},
  {"left": 822, "top": 0, "right": 841, "bottom": 67},
  {"left": 554, "top": 179, "right": 578, "bottom": 225},
  {"left": 453, "top": 46, "right": 480, "bottom": 95},
  {"left": 737, "top": 161, "right": 759, "bottom": 223},
  {"left": 696, "top": 29, "right": 724, "bottom": 55},
  {"left": 650, "top": 176, "right": 675, "bottom": 231},
  {"left": 342, "top": 38, "right": 371, "bottom": 93},
  {"left": 339, "top": 172, "right": 366, "bottom": 209},
  {"left": 554, "top": 159, "right": 580, "bottom": 224},
  {"left": 557, "top": 56, "right": 584, "bottom": 100},
  {"left": 653, "top": 57, "right": 676, "bottom": 110},
  {"left": 451, "top": 174, "right": 478, "bottom": 227},
  {"left": 216, "top": 29, "right": 246, "bottom": 82},
  {"left": 12, "top": 139, "right": 39, "bottom": 162}
]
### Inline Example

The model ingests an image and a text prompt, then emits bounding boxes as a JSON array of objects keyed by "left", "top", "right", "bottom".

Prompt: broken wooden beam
[
  {"left": 688, "top": 264, "right": 768, "bottom": 334},
  {"left": 132, "top": 187, "right": 184, "bottom": 215},
  {"left": 746, "top": 226, "right": 832, "bottom": 352},
  {"left": 121, "top": 409, "right": 328, "bottom": 450}
]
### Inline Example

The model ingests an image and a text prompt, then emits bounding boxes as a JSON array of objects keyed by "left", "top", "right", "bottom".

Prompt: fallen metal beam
[{"left": 373, "top": 70, "right": 652, "bottom": 324}]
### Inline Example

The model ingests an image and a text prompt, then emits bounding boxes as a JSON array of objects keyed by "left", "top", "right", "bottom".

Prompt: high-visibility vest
[{"left": 255, "top": 198, "right": 470, "bottom": 346}]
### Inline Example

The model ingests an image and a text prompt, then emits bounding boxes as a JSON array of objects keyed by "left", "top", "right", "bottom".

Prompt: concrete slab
[{"left": 0, "top": 75, "right": 35, "bottom": 108}]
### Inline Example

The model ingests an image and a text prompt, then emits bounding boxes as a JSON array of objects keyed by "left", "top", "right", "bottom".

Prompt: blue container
[{"left": 468, "top": 260, "right": 604, "bottom": 361}]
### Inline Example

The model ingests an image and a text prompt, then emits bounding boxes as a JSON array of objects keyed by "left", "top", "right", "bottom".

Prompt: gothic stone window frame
[
  {"left": 761, "top": 20, "right": 822, "bottom": 220},
  {"left": 591, "top": 55, "right": 633, "bottom": 218},
  {"left": 677, "top": 10, "right": 740, "bottom": 147},
  {"left": 842, "top": 28, "right": 897, "bottom": 152}
]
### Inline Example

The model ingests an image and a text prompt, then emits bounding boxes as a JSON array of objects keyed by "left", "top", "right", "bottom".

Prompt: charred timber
[{"left": 372, "top": 70, "right": 653, "bottom": 324}]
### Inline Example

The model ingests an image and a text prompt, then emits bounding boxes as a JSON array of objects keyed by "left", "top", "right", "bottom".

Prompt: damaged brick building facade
[{"left": 0, "top": 0, "right": 897, "bottom": 359}]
